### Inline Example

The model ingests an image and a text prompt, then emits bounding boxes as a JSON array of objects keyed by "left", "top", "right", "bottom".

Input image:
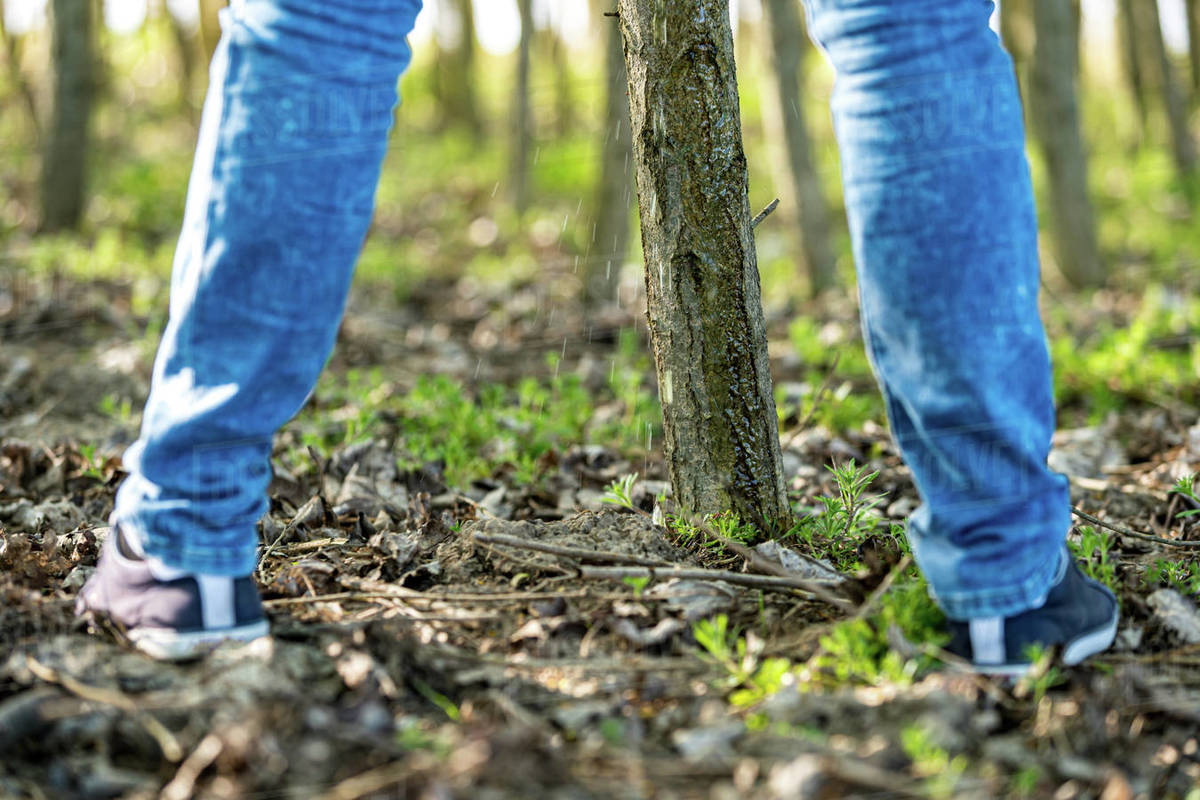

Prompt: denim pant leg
[
  {"left": 114, "top": 0, "right": 423, "bottom": 575},
  {"left": 804, "top": 0, "right": 1068, "bottom": 619}
]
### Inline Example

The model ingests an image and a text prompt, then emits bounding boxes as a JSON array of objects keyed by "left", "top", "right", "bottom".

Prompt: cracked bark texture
[{"left": 617, "top": 0, "right": 790, "bottom": 528}]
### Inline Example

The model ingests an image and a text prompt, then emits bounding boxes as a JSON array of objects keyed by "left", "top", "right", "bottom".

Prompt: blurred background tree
[{"left": 0, "top": 0, "right": 1196, "bottom": 438}]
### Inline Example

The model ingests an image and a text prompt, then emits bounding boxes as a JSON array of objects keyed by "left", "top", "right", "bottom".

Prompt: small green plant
[
  {"left": 622, "top": 575, "right": 650, "bottom": 597},
  {"left": 692, "top": 615, "right": 796, "bottom": 708},
  {"left": 1145, "top": 558, "right": 1200, "bottom": 596},
  {"left": 411, "top": 678, "right": 461, "bottom": 722},
  {"left": 77, "top": 443, "right": 106, "bottom": 481},
  {"left": 807, "top": 574, "right": 947, "bottom": 687},
  {"left": 602, "top": 473, "right": 638, "bottom": 510},
  {"left": 1015, "top": 644, "right": 1067, "bottom": 705},
  {"left": 1069, "top": 526, "right": 1117, "bottom": 593},
  {"left": 1008, "top": 766, "right": 1043, "bottom": 797},
  {"left": 789, "top": 459, "right": 888, "bottom": 570},
  {"left": 1174, "top": 474, "right": 1200, "bottom": 521},
  {"left": 900, "top": 723, "right": 969, "bottom": 799}
]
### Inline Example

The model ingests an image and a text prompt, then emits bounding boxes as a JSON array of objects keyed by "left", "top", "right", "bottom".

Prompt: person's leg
[
  {"left": 80, "top": 0, "right": 422, "bottom": 657},
  {"left": 116, "top": 0, "right": 422, "bottom": 575},
  {"left": 802, "top": 0, "right": 1113, "bottom": 649}
]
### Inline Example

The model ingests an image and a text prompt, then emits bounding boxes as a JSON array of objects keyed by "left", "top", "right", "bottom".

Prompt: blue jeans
[
  {"left": 114, "top": 0, "right": 423, "bottom": 575},
  {"left": 118, "top": 0, "right": 1065, "bottom": 621},
  {"left": 805, "top": 0, "right": 1068, "bottom": 619}
]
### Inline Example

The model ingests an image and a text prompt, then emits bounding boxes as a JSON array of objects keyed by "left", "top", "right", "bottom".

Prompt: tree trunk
[
  {"left": 40, "top": 0, "right": 94, "bottom": 232},
  {"left": 436, "top": 0, "right": 482, "bottom": 137},
  {"left": 198, "top": 0, "right": 222, "bottom": 67},
  {"left": 1137, "top": 0, "right": 1196, "bottom": 175},
  {"left": 0, "top": 0, "right": 41, "bottom": 141},
  {"left": 1030, "top": 0, "right": 1103, "bottom": 288},
  {"left": 510, "top": 0, "right": 533, "bottom": 215},
  {"left": 760, "top": 0, "right": 836, "bottom": 297},
  {"left": 617, "top": 0, "right": 791, "bottom": 528},
  {"left": 999, "top": 0, "right": 1034, "bottom": 94},
  {"left": 160, "top": 0, "right": 198, "bottom": 110},
  {"left": 1116, "top": 0, "right": 1149, "bottom": 135},
  {"left": 586, "top": 13, "right": 632, "bottom": 305},
  {"left": 1188, "top": 0, "right": 1200, "bottom": 95},
  {"left": 545, "top": 27, "right": 575, "bottom": 136}
]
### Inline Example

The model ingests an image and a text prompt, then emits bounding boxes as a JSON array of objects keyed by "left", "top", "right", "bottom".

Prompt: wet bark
[
  {"left": 586, "top": 14, "right": 633, "bottom": 305},
  {"left": 760, "top": 0, "right": 836, "bottom": 297},
  {"left": 510, "top": 0, "right": 534, "bottom": 215},
  {"left": 40, "top": 0, "right": 94, "bottom": 232},
  {"left": 617, "top": 0, "right": 791, "bottom": 527},
  {"left": 1030, "top": 0, "right": 1104, "bottom": 288}
]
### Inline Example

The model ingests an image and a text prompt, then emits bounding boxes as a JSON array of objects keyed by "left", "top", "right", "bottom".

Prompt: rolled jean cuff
[{"left": 931, "top": 546, "right": 1066, "bottom": 621}]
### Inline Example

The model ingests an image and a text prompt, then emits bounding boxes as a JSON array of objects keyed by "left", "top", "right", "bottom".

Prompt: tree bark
[
  {"left": 40, "top": 0, "right": 94, "bottom": 232},
  {"left": 510, "top": 0, "right": 533, "bottom": 215},
  {"left": 617, "top": 0, "right": 791, "bottom": 528},
  {"left": 586, "top": 13, "right": 633, "bottom": 305},
  {"left": 1136, "top": 0, "right": 1196, "bottom": 175},
  {"left": 1030, "top": 0, "right": 1104, "bottom": 288},
  {"left": 760, "top": 0, "right": 836, "bottom": 297}
]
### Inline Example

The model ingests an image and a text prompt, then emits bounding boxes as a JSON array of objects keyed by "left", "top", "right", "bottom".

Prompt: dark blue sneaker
[
  {"left": 75, "top": 527, "right": 269, "bottom": 661},
  {"left": 946, "top": 553, "right": 1119, "bottom": 676}
]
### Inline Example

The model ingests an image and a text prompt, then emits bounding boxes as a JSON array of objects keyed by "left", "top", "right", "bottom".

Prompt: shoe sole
[{"left": 128, "top": 620, "right": 271, "bottom": 661}]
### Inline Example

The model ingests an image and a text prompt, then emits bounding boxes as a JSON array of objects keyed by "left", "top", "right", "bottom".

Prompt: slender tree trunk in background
[
  {"left": 160, "top": 0, "right": 198, "bottom": 111},
  {"left": 198, "top": 0, "right": 222, "bottom": 67},
  {"left": 436, "top": 0, "right": 482, "bottom": 138},
  {"left": 510, "top": 0, "right": 533, "bottom": 215},
  {"left": 617, "top": 0, "right": 791, "bottom": 528},
  {"left": 1117, "top": 0, "right": 1149, "bottom": 137},
  {"left": 1188, "top": 0, "right": 1200, "bottom": 95},
  {"left": 1137, "top": 0, "right": 1196, "bottom": 176},
  {"left": 40, "top": 0, "right": 94, "bottom": 232},
  {"left": 1030, "top": 0, "right": 1104, "bottom": 288},
  {"left": 0, "top": 0, "right": 41, "bottom": 141},
  {"left": 999, "top": 0, "right": 1033, "bottom": 94},
  {"left": 547, "top": 29, "right": 575, "bottom": 136},
  {"left": 586, "top": 15, "right": 632, "bottom": 305},
  {"left": 760, "top": 0, "right": 836, "bottom": 297}
]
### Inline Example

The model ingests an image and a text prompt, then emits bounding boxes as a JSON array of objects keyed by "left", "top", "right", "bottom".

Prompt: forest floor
[{"left": 1, "top": 267, "right": 1199, "bottom": 800}]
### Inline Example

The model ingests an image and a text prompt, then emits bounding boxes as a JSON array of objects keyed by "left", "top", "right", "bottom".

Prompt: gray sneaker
[
  {"left": 75, "top": 527, "right": 269, "bottom": 661},
  {"left": 946, "top": 553, "right": 1119, "bottom": 677}
]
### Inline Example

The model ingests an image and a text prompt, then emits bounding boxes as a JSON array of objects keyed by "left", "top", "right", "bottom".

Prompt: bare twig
[
  {"left": 850, "top": 554, "right": 912, "bottom": 621},
  {"left": 570, "top": 564, "right": 841, "bottom": 598},
  {"left": 26, "top": 656, "right": 183, "bottom": 762},
  {"left": 1072, "top": 507, "right": 1200, "bottom": 549},
  {"left": 781, "top": 352, "right": 841, "bottom": 450},
  {"left": 160, "top": 733, "right": 223, "bottom": 800},
  {"left": 685, "top": 516, "right": 856, "bottom": 613},
  {"left": 751, "top": 197, "right": 780, "bottom": 229},
  {"left": 472, "top": 531, "right": 676, "bottom": 567}
]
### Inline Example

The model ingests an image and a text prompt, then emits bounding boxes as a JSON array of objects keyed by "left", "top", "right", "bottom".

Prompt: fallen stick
[
  {"left": 569, "top": 564, "right": 842, "bottom": 598},
  {"left": 1072, "top": 507, "right": 1200, "bottom": 549},
  {"left": 26, "top": 656, "right": 183, "bottom": 762},
  {"left": 472, "top": 531, "right": 677, "bottom": 567}
]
